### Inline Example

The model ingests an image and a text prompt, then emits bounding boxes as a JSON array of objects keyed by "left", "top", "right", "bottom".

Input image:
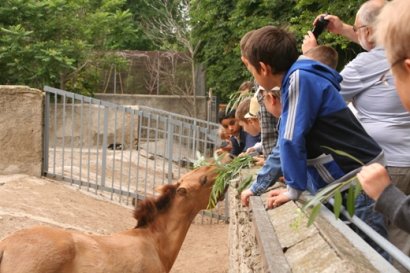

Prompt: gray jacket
[{"left": 376, "top": 184, "right": 410, "bottom": 233}]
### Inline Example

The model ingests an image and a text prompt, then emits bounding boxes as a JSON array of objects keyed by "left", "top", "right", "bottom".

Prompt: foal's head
[{"left": 134, "top": 164, "right": 219, "bottom": 228}]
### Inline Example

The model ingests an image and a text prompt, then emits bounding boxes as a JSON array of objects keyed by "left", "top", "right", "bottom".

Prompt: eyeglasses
[{"left": 352, "top": 25, "right": 367, "bottom": 32}]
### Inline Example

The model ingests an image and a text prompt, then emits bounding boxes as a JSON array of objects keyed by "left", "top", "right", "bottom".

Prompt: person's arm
[
  {"left": 339, "top": 61, "right": 364, "bottom": 101},
  {"left": 241, "top": 144, "right": 282, "bottom": 207},
  {"left": 357, "top": 163, "right": 410, "bottom": 233},
  {"left": 252, "top": 142, "right": 263, "bottom": 154},
  {"left": 313, "top": 14, "right": 358, "bottom": 44},
  {"left": 302, "top": 31, "right": 318, "bottom": 55},
  {"left": 376, "top": 185, "right": 410, "bottom": 233}
]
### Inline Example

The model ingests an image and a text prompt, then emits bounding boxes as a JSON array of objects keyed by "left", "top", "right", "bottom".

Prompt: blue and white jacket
[{"left": 280, "top": 57, "right": 384, "bottom": 200}]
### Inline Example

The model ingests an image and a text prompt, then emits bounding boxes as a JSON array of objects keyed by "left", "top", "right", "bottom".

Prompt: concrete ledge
[
  {"left": 250, "top": 197, "right": 291, "bottom": 273},
  {"left": 228, "top": 174, "right": 399, "bottom": 273}
]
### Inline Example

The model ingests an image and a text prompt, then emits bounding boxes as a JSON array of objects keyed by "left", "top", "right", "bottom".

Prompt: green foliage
[
  {"left": 190, "top": 0, "right": 362, "bottom": 102},
  {"left": 195, "top": 153, "right": 255, "bottom": 210},
  {"left": 302, "top": 147, "right": 364, "bottom": 226},
  {"left": 236, "top": 175, "right": 254, "bottom": 195},
  {"left": 225, "top": 89, "right": 253, "bottom": 114},
  {"left": 1, "top": 0, "right": 365, "bottom": 99},
  {"left": 0, "top": 0, "right": 154, "bottom": 92}
]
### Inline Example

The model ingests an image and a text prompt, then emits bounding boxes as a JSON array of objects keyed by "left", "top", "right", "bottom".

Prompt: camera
[{"left": 312, "top": 16, "right": 329, "bottom": 38}]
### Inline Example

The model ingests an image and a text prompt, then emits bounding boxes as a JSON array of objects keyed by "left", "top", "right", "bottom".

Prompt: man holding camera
[{"left": 304, "top": 0, "right": 410, "bottom": 270}]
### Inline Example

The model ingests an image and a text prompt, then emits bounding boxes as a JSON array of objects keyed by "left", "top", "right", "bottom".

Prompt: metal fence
[{"left": 42, "top": 86, "right": 227, "bottom": 223}]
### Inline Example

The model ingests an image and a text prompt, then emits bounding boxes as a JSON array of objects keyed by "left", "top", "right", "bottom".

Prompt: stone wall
[
  {"left": 228, "top": 171, "right": 399, "bottom": 273},
  {"left": 0, "top": 86, "right": 43, "bottom": 176},
  {"left": 228, "top": 179, "right": 263, "bottom": 273}
]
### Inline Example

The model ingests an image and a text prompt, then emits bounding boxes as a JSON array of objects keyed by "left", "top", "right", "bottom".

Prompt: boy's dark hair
[
  {"left": 245, "top": 26, "right": 298, "bottom": 74},
  {"left": 240, "top": 30, "right": 255, "bottom": 56},
  {"left": 305, "top": 45, "right": 339, "bottom": 69},
  {"left": 218, "top": 109, "right": 236, "bottom": 123}
]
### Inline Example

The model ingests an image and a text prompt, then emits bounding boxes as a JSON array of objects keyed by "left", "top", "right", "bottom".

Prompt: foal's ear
[
  {"left": 155, "top": 184, "right": 167, "bottom": 193},
  {"left": 177, "top": 187, "right": 187, "bottom": 196}
]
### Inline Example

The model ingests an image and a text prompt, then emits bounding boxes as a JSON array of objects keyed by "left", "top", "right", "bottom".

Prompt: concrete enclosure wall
[
  {"left": 48, "top": 104, "right": 139, "bottom": 149},
  {"left": 95, "top": 93, "right": 211, "bottom": 121},
  {"left": 0, "top": 85, "right": 43, "bottom": 176}
]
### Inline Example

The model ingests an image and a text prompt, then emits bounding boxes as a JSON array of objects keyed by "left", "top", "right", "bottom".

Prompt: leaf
[
  {"left": 237, "top": 175, "right": 253, "bottom": 193},
  {"left": 207, "top": 154, "right": 255, "bottom": 209},
  {"left": 333, "top": 189, "right": 342, "bottom": 219},
  {"left": 353, "top": 178, "right": 362, "bottom": 199},
  {"left": 307, "top": 203, "right": 321, "bottom": 227},
  {"left": 303, "top": 182, "right": 342, "bottom": 209},
  {"left": 346, "top": 185, "right": 356, "bottom": 217},
  {"left": 321, "top": 146, "right": 365, "bottom": 166}
]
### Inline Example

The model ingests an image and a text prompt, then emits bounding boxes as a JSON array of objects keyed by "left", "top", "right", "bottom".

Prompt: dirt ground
[{"left": 0, "top": 174, "right": 228, "bottom": 273}]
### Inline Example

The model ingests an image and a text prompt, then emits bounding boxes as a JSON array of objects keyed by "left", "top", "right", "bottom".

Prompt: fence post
[
  {"left": 42, "top": 92, "right": 50, "bottom": 175},
  {"left": 167, "top": 115, "right": 174, "bottom": 183},
  {"left": 101, "top": 107, "right": 109, "bottom": 188}
]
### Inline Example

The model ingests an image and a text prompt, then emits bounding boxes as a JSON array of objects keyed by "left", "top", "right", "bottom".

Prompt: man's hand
[
  {"left": 302, "top": 31, "right": 318, "bottom": 54},
  {"left": 313, "top": 13, "right": 358, "bottom": 43},
  {"left": 266, "top": 188, "right": 290, "bottom": 209},
  {"left": 357, "top": 163, "right": 391, "bottom": 201},
  {"left": 313, "top": 14, "right": 343, "bottom": 35},
  {"left": 241, "top": 189, "right": 254, "bottom": 207}
]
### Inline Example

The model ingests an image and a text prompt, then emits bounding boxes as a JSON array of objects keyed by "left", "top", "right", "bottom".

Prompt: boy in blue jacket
[{"left": 243, "top": 26, "right": 388, "bottom": 258}]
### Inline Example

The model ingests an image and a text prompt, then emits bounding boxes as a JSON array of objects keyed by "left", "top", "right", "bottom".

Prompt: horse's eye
[{"left": 199, "top": 175, "right": 207, "bottom": 185}]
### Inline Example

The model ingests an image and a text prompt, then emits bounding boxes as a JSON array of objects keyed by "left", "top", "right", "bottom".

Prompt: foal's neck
[{"left": 152, "top": 208, "right": 198, "bottom": 271}]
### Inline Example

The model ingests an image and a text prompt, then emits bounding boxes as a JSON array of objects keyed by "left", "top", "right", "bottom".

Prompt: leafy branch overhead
[{"left": 225, "top": 89, "right": 253, "bottom": 114}]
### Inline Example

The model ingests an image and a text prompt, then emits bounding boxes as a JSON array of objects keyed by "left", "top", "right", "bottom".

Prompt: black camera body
[{"left": 312, "top": 16, "right": 329, "bottom": 38}]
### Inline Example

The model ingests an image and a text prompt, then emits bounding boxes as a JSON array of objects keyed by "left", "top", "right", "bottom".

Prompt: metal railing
[{"left": 42, "top": 86, "right": 227, "bottom": 223}]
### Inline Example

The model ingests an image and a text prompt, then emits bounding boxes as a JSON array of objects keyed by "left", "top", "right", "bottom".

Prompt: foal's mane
[{"left": 134, "top": 183, "right": 179, "bottom": 228}]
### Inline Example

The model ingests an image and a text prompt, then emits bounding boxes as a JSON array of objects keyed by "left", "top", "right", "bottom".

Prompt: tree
[
  {"left": 190, "top": 0, "right": 362, "bottom": 102},
  {"left": 0, "top": 0, "right": 152, "bottom": 94},
  {"left": 140, "top": 0, "right": 202, "bottom": 118}
]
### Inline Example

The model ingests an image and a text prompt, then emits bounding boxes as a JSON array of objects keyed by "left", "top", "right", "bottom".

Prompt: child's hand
[
  {"left": 266, "top": 188, "right": 290, "bottom": 209},
  {"left": 241, "top": 189, "right": 254, "bottom": 207},
  {"left": 302, "top": 31, "right": 318, "bottom": 54},
  {"left": 253, "top": 156, "right": 265, "bottom": 166},
  {"left": 246, "top": 147, "right": 256, "bottom": 154},
  {"left": 357, "top": 163, "right": 391, "bottom": 201}
]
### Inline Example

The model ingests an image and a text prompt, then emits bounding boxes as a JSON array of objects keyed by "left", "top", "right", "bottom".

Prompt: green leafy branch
[
  {"left": 302, "top": 176, "right": 362, "bottom": 226},
  {"left": 302, "top": 147, "right": 364, "bottom": 226},
  {"left": 203, "top": 154, "right": 255, "bottom": 209},
  {"left": 225, "top": 89, "right": 253, "bottom": 114}
]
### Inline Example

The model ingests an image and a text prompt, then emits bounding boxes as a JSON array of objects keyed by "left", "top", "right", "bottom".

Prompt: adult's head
[
  {"left": 244, "top": 26, "right": 298, "bottom": 90},
  {"left": 376, "top": 0, "right": 410, "bottom": 111},
  {"left": 354, "top": 1, "right": 384, "bottom": 51}
]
